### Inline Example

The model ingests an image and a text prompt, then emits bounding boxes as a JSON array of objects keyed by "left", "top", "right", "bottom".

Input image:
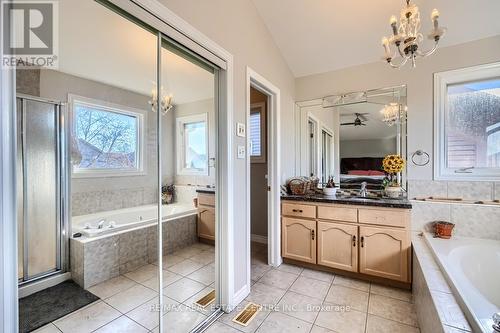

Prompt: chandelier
[
  {"left": 149, "top": 86, "right": 174, "bottom": 115},
  {"left": 381, "top": 103, "right": 407, "bottom": 126},
  {"left": 381, "top": 0, "right": 446, "bottom": 68}
]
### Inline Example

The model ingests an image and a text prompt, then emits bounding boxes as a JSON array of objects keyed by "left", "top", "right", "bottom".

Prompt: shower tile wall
[
  {"left": 71, "top": 187, "right": 157, "bottom": 216},
  {"left": 408, "top": 180, "right": 500, "bottom": 240}
]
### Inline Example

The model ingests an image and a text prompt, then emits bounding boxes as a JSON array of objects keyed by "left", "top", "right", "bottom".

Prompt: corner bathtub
[
  {"left": 72, "top": 203, "right": 197, "bottom": 238},
  {"left": 424, "top": 234, "right": 500, "bottom": 332}
]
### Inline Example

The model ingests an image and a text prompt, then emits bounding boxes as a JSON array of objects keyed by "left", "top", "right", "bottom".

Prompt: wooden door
[
  {"left": 317, "top": 221, "right": 358, "bottom": 272},
  {"left": 359, "top": 226, "right": 409, "bottom": 282},
  {"left": 282, "top": 217, "right": 316, "bottom": 264},
  {"left": 198, "top": 205, "right": 215, "bottom": 240}
]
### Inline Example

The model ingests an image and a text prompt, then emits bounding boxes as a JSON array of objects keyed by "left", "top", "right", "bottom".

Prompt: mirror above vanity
[{"left": 295, "top": 85, "right": 407, "bottom": 192}]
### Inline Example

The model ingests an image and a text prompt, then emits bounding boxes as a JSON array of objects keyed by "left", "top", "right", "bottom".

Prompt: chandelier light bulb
[
  {"left": 390, "top": 15, "right": 397, "bottom": 25},
  {"left": 431, "top": 8, "right": 440, "bottom": 20}
]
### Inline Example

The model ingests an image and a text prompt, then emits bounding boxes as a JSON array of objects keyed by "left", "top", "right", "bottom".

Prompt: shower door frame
[{"left": 16, "top": 94, "right": 70, "bottom": 287}]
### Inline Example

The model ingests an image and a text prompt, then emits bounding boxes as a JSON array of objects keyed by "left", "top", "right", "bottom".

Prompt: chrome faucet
[
  {"left": 492, "top": 312, "right": 500, "bottom": 332},
  {"left": 97, "top": 219, "right": 106, "bottom": 229},
  {"left": 359, "top": 182, "right": 368, "bottom": 198}
]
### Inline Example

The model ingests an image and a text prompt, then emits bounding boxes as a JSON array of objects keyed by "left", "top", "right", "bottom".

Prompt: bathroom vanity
[
  {"left": 281, "top": 195, "right": 412, "bottom": 286},
  {"left": 196, "top": 189, "right": 216, "bottom": 241}
]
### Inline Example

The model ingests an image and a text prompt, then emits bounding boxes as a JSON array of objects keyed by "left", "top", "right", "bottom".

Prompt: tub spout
[{"left": 97, "top": 219, "right": 106, "bottom": 229}]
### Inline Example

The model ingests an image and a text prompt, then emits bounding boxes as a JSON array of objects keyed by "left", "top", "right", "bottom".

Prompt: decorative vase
[
  {"left": 385, "top": 186, "right": 402, "bottom": 198},
  {"left": 323, "top": 187, "right": 337, "bottom": 196},
  {"left": 434, "top": 221, "right": 455, "bottom": 239}
]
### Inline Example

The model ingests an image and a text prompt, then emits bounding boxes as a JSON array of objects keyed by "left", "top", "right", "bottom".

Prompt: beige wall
[
  {"left": 158, "top": 0, "right": 296, "bottom": 293},
  {"left": 296, "top": 35, "right": 500, "bottom": 182}
]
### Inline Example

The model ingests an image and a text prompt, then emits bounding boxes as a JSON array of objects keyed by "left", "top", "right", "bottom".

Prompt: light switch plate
[
  {"left": 237, "top": 145, "right": 245, "bottom": 159},
  {"left": 236, "top": 123, "right": 246, "bottom": 137}
]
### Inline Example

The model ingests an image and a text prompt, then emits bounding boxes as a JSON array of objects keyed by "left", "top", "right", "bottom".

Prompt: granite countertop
[
  {"left": 196, "top": 187, "right": 216, "bottom": 194},
  {"left": 281, "top": 193, "right": 412, "bottom": 209}
]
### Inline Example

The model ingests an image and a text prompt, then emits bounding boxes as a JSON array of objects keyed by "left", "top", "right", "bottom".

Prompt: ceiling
[
  {"left": 58, "top": 0, "right": 214, "bottom": 105},
  {"left": 339, "top": 103, "right": 398, "bottom": 141},
  {"left": 252, "top": 0, "right": 500, "bottom": 77}
]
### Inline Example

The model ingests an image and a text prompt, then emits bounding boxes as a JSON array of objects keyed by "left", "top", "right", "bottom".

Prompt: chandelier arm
[
  {"left": 396, "top": 43, "right": 406, "bottom": 58},
  {"left": 416, "top": 40, "right": 439, "bottom": 57},
  {"left": 388, "top": 55, "right": 409, "bottom": 69}
]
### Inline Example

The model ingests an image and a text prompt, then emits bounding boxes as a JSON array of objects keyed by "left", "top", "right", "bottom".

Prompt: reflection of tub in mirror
[{"left": 295, "top": 85, "right": 407, "bottom": 192}]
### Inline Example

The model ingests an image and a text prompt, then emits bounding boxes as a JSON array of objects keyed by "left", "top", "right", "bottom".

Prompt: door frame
[{"left": 246, "top": 67, "right": 282, "bottom": 287}]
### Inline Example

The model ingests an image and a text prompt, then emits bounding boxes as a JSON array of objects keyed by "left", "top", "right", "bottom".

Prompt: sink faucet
[
  {"left": 97, "top": 219, "right": 106, "bottom": 229},
  {"left": 359, "top": 182, "right": 368, "bottom": 198}
]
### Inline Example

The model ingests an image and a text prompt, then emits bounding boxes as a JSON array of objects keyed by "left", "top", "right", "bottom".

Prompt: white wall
[
  {"left": 340, "top": 138, "right": 397, "bottom": 159},
  {"left": 296, "top": 35, "right": 500, "bottom": 182},
  {"left": 158, "top": 0, "right": 296, "bottom": 298}
]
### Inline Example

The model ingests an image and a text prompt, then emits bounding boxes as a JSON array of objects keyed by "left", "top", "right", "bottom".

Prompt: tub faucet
[
  {"left": 359, "top": 182, "right": 368, "bottom": 198},
  {"left": 97, "top": 219, "right": 106, "bottom": 229},
  {"left": 493, "top": 312, "right": 500, "bottom": 332}
]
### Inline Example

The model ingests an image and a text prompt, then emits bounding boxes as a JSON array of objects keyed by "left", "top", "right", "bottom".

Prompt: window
[
  {"left": 71, "top": 95, "right": 144, "bottom": 177},
  {"left": 434, "top": 63, "right": 500, "bottom": 180},
  {"left": 250, "top": 102, "right": 266, "bottom": 163},
  {"left": 321, "top": 129, "right": 334, "bottom": 184},
  {"left": 176, "top": 114, "right": 208, "bottom": 175}
]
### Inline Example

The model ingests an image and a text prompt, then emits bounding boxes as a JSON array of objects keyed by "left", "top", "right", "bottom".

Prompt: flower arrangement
[{"left": 382, "top": 155, "right": 405, "bottom": 198}]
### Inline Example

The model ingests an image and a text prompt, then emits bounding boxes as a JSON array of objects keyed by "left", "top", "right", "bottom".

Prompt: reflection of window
[
  {"left": 177, "top": 114, "right": 208, "bottom": 175},
  {"left": 250, "top": 102, "right": 266, "bottom": 163},
  {"left": 321, "top": 129, "right": 333, "bottom": 184},
  {"left": 72, "top": 96, "right": 144, "bottom": 177},
  {"left": 435, "top": 63, "right": 500, "bottom": 180}
]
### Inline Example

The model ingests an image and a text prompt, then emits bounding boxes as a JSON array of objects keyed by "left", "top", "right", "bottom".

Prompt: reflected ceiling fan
[{"left": 341, "top": 113, "right": 368, "bottom": 127}]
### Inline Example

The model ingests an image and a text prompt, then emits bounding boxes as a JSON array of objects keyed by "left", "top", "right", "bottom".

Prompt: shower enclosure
[{"left": 16, "top": 94, "right": 69, "bottom": 285}]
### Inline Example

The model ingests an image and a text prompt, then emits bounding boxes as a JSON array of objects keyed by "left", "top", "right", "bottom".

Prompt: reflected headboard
[{"left": 340, "top": 157, "right": 384, "bottom": 174}]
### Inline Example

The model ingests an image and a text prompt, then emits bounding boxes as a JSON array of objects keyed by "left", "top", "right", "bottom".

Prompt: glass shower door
[{"left": 17, "top": 96, "right": 65, "bottom": 282}]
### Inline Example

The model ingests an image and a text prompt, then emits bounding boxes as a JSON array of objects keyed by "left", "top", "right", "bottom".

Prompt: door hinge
[{"left": 267, "top": 186, "right": 271, "bottom": 191}]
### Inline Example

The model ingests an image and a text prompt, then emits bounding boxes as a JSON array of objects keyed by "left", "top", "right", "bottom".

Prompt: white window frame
[
  {"left": 320, "top": 126, "right": 334, "bottom": 186},
  {"left": 69, "top": 94, "right": 145, "bottom": 178},
  {"left": 434, "top": 62, "right": 500, "bottom": 180},
  {"left": 176, "top": 113, "right": 209, "bottom": 176},
  {"left": 250, "top": 102, "right": 266, "bottom": 163}
]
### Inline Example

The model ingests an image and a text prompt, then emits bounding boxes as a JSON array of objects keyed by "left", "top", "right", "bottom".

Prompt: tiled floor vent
[
  {"left": 232, "top": 303, "right": 261, "bottom": 327},
  {"left": 194, "top": 290, "right": 215, "bottom": 308}
]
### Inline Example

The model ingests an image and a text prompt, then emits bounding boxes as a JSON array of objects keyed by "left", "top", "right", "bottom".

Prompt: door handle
[
  {"left": 311, "top": 230, "right": 315, "bottom": 240},
  {"left": 352, "top": 235, "right": 356, "bottom": 247},
  {"left": 360, "top": 236, "right": 364, "bottom": 248}
]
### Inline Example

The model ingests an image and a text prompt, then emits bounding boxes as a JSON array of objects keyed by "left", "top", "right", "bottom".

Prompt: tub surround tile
[
  {"left": 83, "top": 236, "right": 120, "bottom": 288},
  {"left": 451, "top": 205, "right": 500, "bottom": 240},
  {"left": 431, "top": 291, "right": 472, "bottom": 332},
  {"left": 411, "top": 201, "right": 451, "bottom": 232},
  {"left": 447, "top": 181, "right": 493, "bottom": 201},
  {"left": 409, "top": 180, "right": 448, "bottom": 199},
  {"left": 119, "top": 228, "right": 148, "bottom": 274},
  {"left": 494, "top": 182, "right": 500, "bottom": 201}
]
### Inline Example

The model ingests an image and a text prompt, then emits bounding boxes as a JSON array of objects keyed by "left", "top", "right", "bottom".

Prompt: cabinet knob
[
  {"left": 352, "top": 235, "right": 356, "bottom": 247},
  {"left": 360, "top": 236, "right": 364, "bottom": 248}
]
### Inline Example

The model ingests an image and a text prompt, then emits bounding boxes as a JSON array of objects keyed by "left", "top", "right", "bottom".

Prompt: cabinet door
[
  {"left": 317, "top": 221, "right": 358, "bottom": 272},
  {"left": 198, "top": 205, "right": 215, "bottom": 240},
  {"left": 359, "top": 226, "right": 409, "bottom": 282},
  {"left": 282, "top": 217, "right": 316, "bottom": 264}
]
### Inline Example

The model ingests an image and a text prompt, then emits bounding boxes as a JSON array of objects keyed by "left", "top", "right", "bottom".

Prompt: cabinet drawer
[
  {"left": 282, "top": 203, "right": 316, "bottom": 219},
  {"left": 317, "top": 205, "right": 357, "bottom": 222},
  {"left": 198, "top": 193, "right": 215, "bottom": 207},
  {"left": 358, "top": 209, "right": 407, "bottom": 228}
]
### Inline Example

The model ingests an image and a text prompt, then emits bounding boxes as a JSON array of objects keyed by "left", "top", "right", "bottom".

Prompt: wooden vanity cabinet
[
  {"left": 281, "top": 201, "right": 411, "bottom": 284},
  {"left": 197, "top": 193, "right": 215, "bottom": 241},
  {"left": 317, "top": 221, "right": 358, "bottom": 272},
  {"left": 282, "top": 217, "right": 316, "bottom": 264}
]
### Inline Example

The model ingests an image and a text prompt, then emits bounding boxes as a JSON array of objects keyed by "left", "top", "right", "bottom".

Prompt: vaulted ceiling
[{"left": 251, "top": 0, "right": 500, "bottom": 77}]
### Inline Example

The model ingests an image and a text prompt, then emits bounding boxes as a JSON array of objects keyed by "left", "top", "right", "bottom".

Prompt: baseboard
[{"left": 251, "top": 234, "right": 268, "bottom": 244}]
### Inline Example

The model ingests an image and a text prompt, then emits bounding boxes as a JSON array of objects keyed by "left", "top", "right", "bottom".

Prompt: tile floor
[
  {"left": 33, "top": 242, "right": 216, "bottom": 333},
  {"left": 33, "top": 242, "right": 419, "bottom": 333},
  {"left": 209, "top": 243, "right": 420, "bottom": 333}
]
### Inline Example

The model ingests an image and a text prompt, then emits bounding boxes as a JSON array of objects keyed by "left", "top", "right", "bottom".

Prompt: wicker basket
[{"left": 288, "top": 178, "right": 308, "bottom": 195}]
